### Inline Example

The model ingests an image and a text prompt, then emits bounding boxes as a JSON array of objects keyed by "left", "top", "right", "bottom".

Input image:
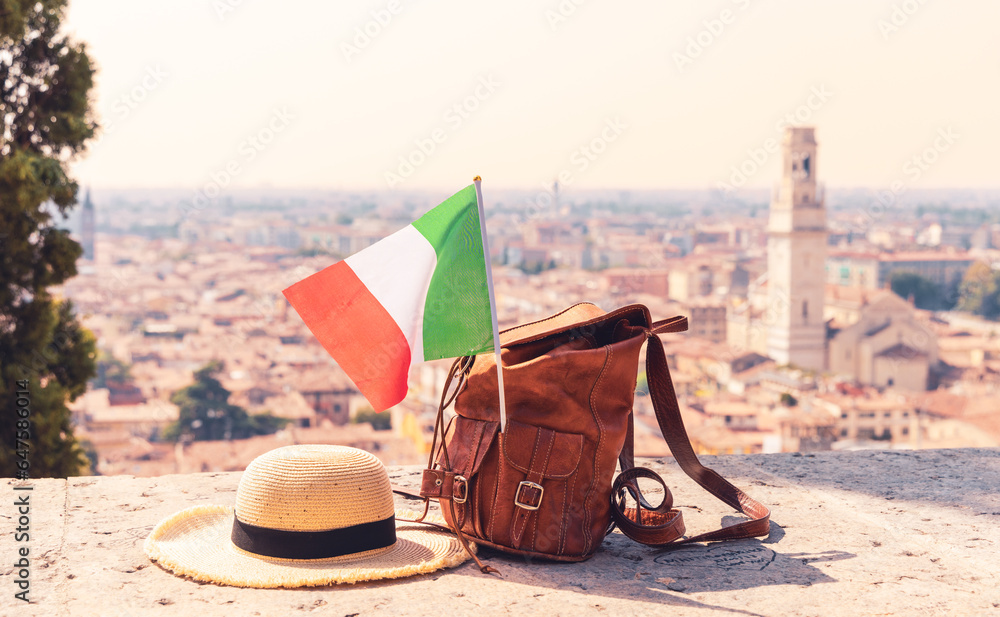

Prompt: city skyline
[{"left": 65, "top": 0, "right": 999, "bottom": 193}]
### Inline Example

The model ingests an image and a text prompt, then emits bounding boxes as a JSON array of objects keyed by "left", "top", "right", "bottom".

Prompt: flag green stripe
[{"left": 411, "top": 185, "right": 494, "bottom": 360}]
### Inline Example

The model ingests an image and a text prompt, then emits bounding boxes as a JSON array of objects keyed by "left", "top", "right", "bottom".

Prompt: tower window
[
  {"left": 802, "top": 300, "right": 809, "bottom": 322},
  {"left": 803, "top": 155, "right": 811, "bottom": 178}
]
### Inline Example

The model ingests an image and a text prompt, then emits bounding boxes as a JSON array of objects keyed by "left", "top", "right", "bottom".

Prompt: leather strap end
[
  {"left": 420, "top": 469, "right": 453, "bottom": 499},
  {"left": 651, "top": 316, "right": 688, "bottom": 334}
]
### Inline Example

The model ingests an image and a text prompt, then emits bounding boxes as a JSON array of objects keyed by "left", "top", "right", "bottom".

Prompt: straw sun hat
[{"left": 144, "top": 445, "right": 474, "bottom": 587}]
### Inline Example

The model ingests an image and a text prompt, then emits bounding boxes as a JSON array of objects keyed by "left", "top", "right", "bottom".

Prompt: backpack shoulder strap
[{"left": 613, "top": 324, "right": 771, "bottom": 545}]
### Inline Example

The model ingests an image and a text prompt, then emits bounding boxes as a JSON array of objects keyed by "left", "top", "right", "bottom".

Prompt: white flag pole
[{"left": 473, "top": 176, "right": 507, "bottom": 433}]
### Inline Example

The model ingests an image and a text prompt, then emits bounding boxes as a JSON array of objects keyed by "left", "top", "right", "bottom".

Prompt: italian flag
[{"left": 283, "top": 184, "right": 494, "bottom": 412}]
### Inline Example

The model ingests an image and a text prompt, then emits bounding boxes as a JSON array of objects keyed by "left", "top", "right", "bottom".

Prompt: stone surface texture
[{"left": 2, "top": 448, "right": 999, "bottom": 616}]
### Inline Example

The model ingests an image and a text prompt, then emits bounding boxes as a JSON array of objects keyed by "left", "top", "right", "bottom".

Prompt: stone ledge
[{"left": 2, "top": 448, "right": 999, "bottom": 616}]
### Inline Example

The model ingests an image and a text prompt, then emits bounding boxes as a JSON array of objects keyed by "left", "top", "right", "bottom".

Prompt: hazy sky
[{"left": 66, "top": 0, "right": 998, "bottom": 193}]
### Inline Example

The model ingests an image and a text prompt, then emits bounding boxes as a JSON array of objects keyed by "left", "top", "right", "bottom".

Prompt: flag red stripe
[{"left": 282, "top": 261, "right": 411, "bottom": 412}]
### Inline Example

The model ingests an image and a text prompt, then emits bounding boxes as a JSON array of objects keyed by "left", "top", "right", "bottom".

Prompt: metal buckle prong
[
  {"left": 514, "top": 481, "right": 544, "bottom": 511},
  {"left": 453, "top": 475, "right": 469, "bottom": 504}
]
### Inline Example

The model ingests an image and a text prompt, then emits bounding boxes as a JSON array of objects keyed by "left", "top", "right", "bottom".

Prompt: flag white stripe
[{"left": 345, "top": 224, "right": 436, "bottom": 364}]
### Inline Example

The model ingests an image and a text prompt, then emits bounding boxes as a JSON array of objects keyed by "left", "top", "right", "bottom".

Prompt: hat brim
[{"left": 144, "top": 504, "right": 474, "bottom": 588}]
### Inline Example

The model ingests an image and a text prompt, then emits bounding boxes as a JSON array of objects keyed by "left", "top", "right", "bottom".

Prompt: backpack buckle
[{"left": 514, "top": 481, "right": 544, "bottom": 511}]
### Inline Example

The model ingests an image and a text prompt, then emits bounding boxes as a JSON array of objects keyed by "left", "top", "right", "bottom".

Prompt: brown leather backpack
[{"left": 419, "top": 303, "right": 770, "bottom": 562}]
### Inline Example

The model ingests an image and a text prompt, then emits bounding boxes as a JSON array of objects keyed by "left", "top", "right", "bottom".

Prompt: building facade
[
  {"left": 827, "top": 250, "right": 973, "bottom": 291},
  {"left": 827, "top": 293, "right": 938, "bottom": 391},
  {"left": 686, "top": 300, "right": 728, "bottom": 343}
]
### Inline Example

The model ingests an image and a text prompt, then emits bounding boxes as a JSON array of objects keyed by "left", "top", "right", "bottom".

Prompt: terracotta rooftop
[
  {"left": 827, "top": 249, "right": 974, "bottom": 262},
  {"left": 875, "top": 343, "right": 928, "bottom": 359},
  {"left": 702, "top": 401, "right": 759, "bottom": 417}
]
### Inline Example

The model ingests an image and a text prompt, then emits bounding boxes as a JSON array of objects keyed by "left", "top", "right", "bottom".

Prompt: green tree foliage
[
  {"left": 352, "top": 407, "right": 391, "bottom": 431},
  {"left": 163, "top": 362, "right": 288, "bottom": 442},
  {"left": 957, "top": 261, "right": 1000, "bottom": 321},
  {"left": 92, "top": 350, "right": 133, "bottom": 388},
  {"left": 0, "top": 1, "right": 98, "bottom": 478},
  {"left": 635, "top": 371, "right": 649, "bottom": 396},
  {"left": 517, "top": 259, "right": 557, "bottom": 275},
  {"left": 888, "top": 271, "right": 952, "bottom": 310}
]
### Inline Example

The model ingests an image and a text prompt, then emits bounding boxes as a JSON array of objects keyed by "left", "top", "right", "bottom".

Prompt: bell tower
[{"left": 766, "top": 127, "right": 827, "bottom": 371}]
